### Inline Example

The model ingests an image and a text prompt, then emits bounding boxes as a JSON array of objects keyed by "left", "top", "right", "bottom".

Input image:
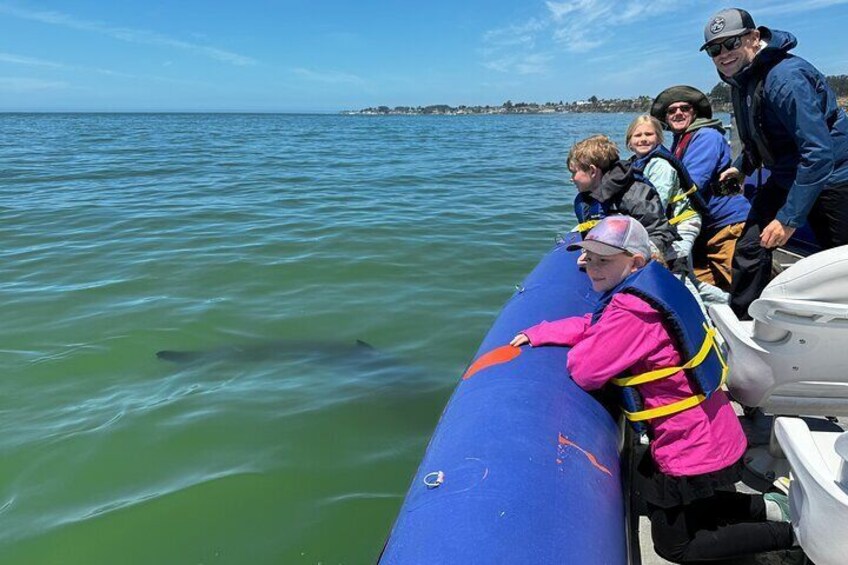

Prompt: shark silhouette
[{"left": 156, "top": 339, "right": 378, "bottom": 365}]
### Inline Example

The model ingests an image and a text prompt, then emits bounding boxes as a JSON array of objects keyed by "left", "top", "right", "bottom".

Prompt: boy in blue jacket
[{"left": 702, "top": 7, "right": 848, "bottom": 314}]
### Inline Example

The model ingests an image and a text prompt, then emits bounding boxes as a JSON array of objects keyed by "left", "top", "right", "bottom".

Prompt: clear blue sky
[{"left": 1, "top": 1, "right": 847, "bottom": 112}]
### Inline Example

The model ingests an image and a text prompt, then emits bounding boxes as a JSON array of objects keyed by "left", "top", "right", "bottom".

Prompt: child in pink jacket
[{"left": 511, "top": 216, "right": 794, "bottom": 563}]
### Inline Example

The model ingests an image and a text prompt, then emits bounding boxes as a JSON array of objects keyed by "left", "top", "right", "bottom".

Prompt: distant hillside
[
  {"left": 827, "top": 74, "right": 848, "bottom": 97},
  {"left": 826, "top": 74, "right": 848, "bottom": 108},
  {"left": 346, "top": 97, "right": 655, "bottom": 115},
  {"left": 347, "top": 75, "right": 848, "bottom": 115}
]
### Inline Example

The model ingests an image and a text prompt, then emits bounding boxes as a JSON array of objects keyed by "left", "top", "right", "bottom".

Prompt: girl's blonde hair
[
  {"left": 567, "top": 134, "right": 619, "bottom": 172},
  {"left": 625, "top": 114, "right": 664, "bottom": 151}
]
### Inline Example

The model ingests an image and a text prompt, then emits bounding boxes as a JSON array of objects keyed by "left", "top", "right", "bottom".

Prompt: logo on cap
[{"left": 710, "top": 17, "right": 725, "bottom": 35}]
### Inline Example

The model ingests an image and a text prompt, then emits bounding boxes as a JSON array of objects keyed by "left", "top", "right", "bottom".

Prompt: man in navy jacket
[{"left": 703, "top": 8, "right": 848, "bottom": 315}]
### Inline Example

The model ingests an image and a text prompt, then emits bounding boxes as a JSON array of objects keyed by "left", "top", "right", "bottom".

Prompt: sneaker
[
  {"left": 764, "top": 492, "right": 791, "bottom": 522},
  {"left": 772, "top": 475, "right": 791, "bottom": 495}
]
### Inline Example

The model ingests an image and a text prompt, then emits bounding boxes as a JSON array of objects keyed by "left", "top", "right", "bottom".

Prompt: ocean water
[{"left": 2, "top": 112, "right": 642, "bottom": 564}]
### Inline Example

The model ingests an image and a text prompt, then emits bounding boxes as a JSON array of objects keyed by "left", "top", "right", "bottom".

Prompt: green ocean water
[{"left": 2, "top": 112, "right": 639, "bottom": 564}]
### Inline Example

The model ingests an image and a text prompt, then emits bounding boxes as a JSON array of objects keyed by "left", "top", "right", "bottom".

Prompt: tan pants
[{"left": 692, "top": 222, "right": 745, "bottom": 292}]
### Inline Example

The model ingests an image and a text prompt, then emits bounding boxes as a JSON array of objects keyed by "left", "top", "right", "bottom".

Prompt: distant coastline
[
  {"left": 343, "top": 96, "right": 710, "bottom": 116},
  {"left": 345, "top": 77, "right": 848, "bottom": 115}
]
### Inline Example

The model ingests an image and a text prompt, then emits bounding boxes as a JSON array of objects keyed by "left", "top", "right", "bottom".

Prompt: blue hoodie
[{"left": 722, "top": 28, "right": 848, "bottom": 228}]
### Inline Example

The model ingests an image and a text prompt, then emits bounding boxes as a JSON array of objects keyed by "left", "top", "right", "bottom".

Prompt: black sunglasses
[
  {"left": 706, "top": 33, "right": 749, "bottom": 58},
  {"left": 666, "top": 103, "right": 693, "bottom": 116}
]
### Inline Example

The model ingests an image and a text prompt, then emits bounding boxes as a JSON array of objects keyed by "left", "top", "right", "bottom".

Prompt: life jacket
[
  {"left": 572, "top": 192, "right": 610, "bottom": 236},
  {"left": 672, "top": 132, "right": 696, "bottom": 161},
  {"left": 571, "top": 160, "right": 654, "bottom": 236},
  {"left": 590, "top": 261, "right": 728, "bottom": 432},
  {"left": 732, "top": 62, "right": 782, "bottom": 168},
  {"left": 630, "top": 146, "right": 706, "bottom": 223}
]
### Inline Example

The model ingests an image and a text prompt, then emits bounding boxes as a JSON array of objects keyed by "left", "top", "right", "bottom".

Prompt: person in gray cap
[
  {"left": 702, "top": 7, "right": 848, "bottom": 316},
  {"left": 650, "top": 86, "right": 752, "bottom": 312}
]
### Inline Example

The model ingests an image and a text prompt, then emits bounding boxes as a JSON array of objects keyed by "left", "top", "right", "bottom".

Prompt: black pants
[
  {"left": 807, "top": 180, "right": 848, "bottom": 247},
  {"left": 648, "top": 491, "right": 794, "bottom": 563},
  {"left": 730, "top": 179, "right": 848, "bottom": 319}
]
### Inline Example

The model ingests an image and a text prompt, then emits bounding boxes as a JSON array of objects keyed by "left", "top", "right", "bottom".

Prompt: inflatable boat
[
  {"left": 378, "top": 233, "right": 629, "bottom": 563},
  {"left": 379, "top": 228, "right": 848, "bottom": 565}
]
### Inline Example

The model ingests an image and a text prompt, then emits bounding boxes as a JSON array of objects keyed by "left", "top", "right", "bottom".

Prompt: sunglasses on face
[
  {"left": 666, "top": 104, "right": 693, "bottom": 116},
  {"left": 706, "top": 33, "right": 748, "bottom": 58}
]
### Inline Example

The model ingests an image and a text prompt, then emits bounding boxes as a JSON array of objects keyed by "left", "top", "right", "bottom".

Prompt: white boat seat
[
  {"left": 774, "top": 416, "right": 848, "bottom": 565},
  {"left": 839, "top": 431, "right": 848, "bottom": 487},
  {"left": 709, "top": 245, "right": 848, "bottom": 416}
]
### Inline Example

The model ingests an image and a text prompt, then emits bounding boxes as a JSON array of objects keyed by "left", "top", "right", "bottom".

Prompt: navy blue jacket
[{"left": 722, "top": 28, "right": 848, "bottom": 228}]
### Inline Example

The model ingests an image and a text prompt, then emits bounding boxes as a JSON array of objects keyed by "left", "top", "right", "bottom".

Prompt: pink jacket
[{"left": 523, "top": 292, "right": 746, "bottom": 477}]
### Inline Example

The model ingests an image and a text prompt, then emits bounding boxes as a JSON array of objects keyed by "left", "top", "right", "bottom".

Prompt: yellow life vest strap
[
  {"left": 571, "top": 219, "right": 600, "bottom": 233},
  {"left": 613, "top": 325, "right": 718, "bottom": 387},
  {"left": 668, "top": 185, "right": 699, "bottom": 226},
  {"left": 624, "top": 394, "right": 708, "bottom": 422},
  {"left": 614, "top": 324, "right": 730, "bottom": 422},
  {"left": 670, "top": 184, "right": 698, "bottom": 204},
  {"left": 669, "top": 208, "right": 698, "bottom": 226}
]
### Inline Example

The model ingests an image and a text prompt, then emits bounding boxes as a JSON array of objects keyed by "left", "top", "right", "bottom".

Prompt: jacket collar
[{"left": 684, "top": 117, "right": 725, "bottom": 135}]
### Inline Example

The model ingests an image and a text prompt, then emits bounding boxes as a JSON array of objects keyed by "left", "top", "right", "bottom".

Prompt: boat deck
[{"left": 636, "top": 405, "right": 842, "bottom": 564}]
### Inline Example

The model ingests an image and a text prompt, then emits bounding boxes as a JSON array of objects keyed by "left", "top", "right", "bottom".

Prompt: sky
[{"left": 1, "top": 0, "right": 848, "bottom": 112}]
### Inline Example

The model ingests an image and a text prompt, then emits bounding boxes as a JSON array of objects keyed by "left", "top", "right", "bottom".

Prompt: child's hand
[
  {"left": 576, "top": 251, "right": 587, "bottom": 268},
  {"left": 510, "top": 333, "right": 530, "bottom": 347}
]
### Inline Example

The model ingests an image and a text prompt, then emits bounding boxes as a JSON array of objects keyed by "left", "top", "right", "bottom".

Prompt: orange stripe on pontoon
[
  {"left": 558, "top": 433, "right": 612, "bottom": 476},
  {"left": 461, "top": 345, "right": 522, "bottom": 380}
]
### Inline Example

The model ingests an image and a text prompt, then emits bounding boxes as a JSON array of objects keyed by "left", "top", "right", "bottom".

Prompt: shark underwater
[
  {"left": 156, "top": 337, "right": 471, "bottom": 404},
  {"left": 154, "top": 338, "right": 446, "bottom": 397},
  {"left": 156, "top": 339, "right": 382, "bottom": 366}
]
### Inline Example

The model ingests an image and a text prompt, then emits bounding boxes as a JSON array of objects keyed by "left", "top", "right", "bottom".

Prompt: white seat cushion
[
  {"left": 709, "top": 245, "right": 848, "bottom": 416},
  {"left": 775, "top": 417, "right": 848, "bottom": 565}
]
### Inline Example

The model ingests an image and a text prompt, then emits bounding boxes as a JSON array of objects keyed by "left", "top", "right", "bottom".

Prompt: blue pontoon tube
[{"left": 379, "top": 233, "right": 627, "bottom": 564}]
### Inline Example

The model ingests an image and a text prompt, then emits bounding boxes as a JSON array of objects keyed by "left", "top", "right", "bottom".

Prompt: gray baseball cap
[
  {"left": 567, "top": 216, "right": 652, "bottom": 259},
  {"left": 700, "top": 8, "right": 756, "bottom": 51}
]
